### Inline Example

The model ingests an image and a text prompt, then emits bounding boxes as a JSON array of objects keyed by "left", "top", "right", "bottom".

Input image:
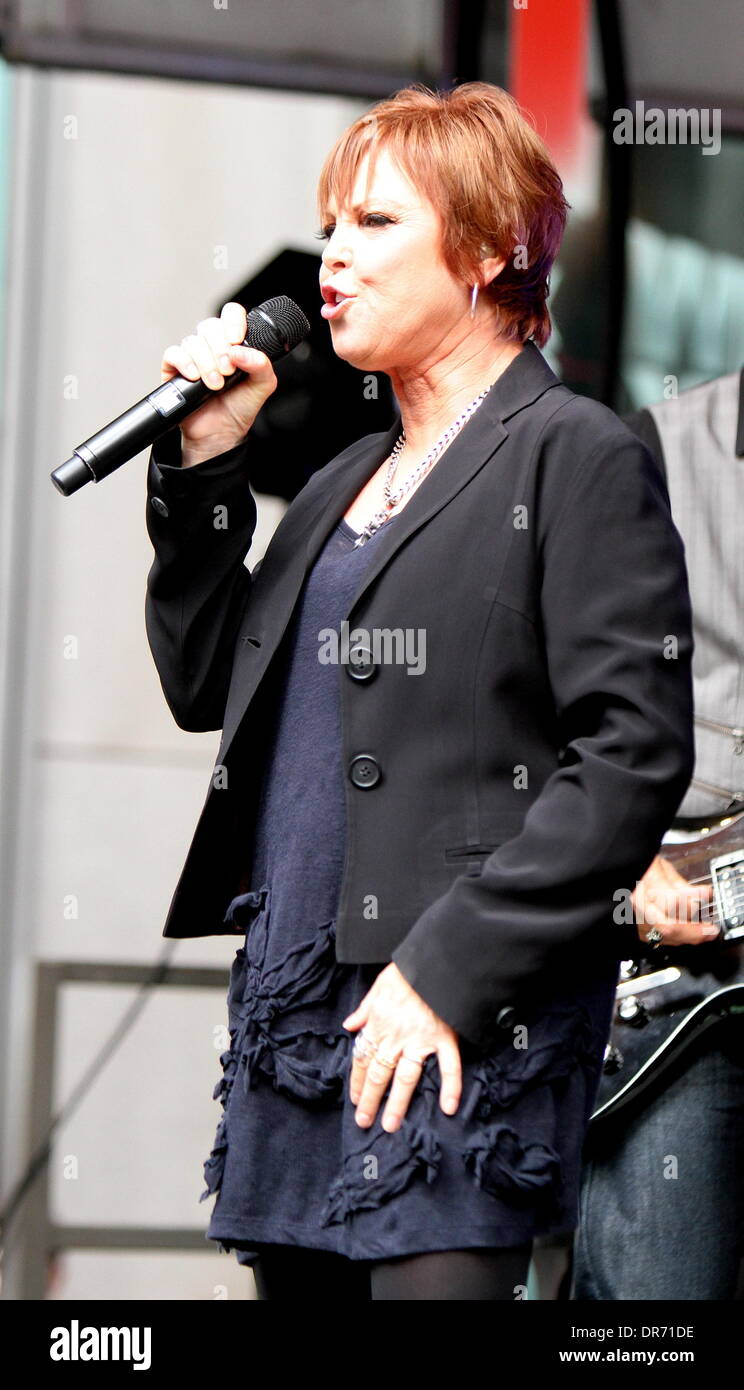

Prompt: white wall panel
[{"left": 0, "top": 63, "right": 365, "bottom": 1298}]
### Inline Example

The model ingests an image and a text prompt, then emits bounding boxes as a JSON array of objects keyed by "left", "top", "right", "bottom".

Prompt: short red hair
[{"left": 317, "top": 82, "right": 570, "bottom": 348}]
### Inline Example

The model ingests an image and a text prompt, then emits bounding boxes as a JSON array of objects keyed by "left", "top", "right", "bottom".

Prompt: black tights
[{"left": 251, "top": 1241, "right": 533, "bottom": 1301}]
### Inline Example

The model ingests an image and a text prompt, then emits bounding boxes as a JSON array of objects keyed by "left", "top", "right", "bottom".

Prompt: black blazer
[{"left": 144, "top": 341, "right": 695, "bottom": 1050}]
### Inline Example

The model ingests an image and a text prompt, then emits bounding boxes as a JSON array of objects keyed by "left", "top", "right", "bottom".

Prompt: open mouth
[{"left": 321, "top": 291, "right": 355, "bottom": 320}]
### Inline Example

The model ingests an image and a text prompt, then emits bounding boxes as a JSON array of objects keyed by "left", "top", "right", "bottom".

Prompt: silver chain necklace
[{"left": 351, "top": 378, "right": 497, "bottom": 548}]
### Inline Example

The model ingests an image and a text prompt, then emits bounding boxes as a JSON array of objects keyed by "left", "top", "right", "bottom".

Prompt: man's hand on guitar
[{"left": 632, "top": 855, "right": 719, "bottom": 947}]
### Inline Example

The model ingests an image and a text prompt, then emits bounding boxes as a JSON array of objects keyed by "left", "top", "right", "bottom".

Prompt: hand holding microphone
[
  {"left": 162, "top": 301, "right": 278, "bottom": 468},
  {"left": 51, "top": 294, "right": 310, "bottom": 495}
]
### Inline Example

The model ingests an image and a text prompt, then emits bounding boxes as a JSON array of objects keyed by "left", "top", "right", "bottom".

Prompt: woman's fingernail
[
  {"left": 219, "top": 355, "right": 231, "bottom": 371},
  {"left": 356, "top": 1113, "right": 371, "bottom": 1126},
  {"left": 702, "top": 925, "right": 720, "bottom": 936},
  {"left": 442, "top": 1097, "right": 458, "bottom": 1114},
  {"left": 207, "top": 370, "right": 222, "bottom": 387}
]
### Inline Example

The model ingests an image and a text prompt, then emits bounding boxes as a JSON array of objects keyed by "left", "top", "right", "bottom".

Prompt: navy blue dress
[{"left": 200, "top": 512, "right": 617, "bottom": 1266}]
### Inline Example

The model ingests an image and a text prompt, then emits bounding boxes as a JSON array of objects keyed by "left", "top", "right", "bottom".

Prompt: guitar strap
[{"left": 672, "top": 797, "right": 744, "bottom": 834}]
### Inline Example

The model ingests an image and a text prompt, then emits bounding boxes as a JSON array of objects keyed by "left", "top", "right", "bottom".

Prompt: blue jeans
[{"left": 572, "top": 1019, "right": 744, "bottom": 1300}]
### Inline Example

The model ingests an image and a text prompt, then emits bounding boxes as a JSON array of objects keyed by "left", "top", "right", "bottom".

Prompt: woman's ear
[{"left": 480, "top": 251, "right": 507, "bottom": 288}]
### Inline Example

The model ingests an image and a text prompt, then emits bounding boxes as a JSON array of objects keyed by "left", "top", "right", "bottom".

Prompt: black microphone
[{"left": 51, "top": 295, "right": 311, "bottom": 496}]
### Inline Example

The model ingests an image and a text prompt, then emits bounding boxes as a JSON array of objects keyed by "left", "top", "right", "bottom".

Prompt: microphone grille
[{"left": 247, "top": 295, "right": 311, "bottom": 359}]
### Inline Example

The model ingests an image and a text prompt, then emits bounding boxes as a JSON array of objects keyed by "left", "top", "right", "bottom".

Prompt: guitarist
[{"left": 572, "top": 367, "right": 744, "bottom": 1300}]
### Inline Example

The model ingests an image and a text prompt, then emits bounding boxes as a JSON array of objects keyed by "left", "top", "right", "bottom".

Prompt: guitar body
[{"left": 591, "top": 812, "right": 744, "bottom": 1125}]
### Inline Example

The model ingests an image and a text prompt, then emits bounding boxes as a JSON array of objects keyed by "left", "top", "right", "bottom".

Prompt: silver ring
[
  {"left": 353, "top": 1031, "right": 376, "bottom": 1059},
  {"left": 645, "top": 926, "right": 664, "bottom": 949}
]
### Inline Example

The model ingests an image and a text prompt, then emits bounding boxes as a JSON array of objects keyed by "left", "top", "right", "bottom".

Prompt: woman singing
[{"left": 144, "top": 83, "right": 694, "bottom": 1301}]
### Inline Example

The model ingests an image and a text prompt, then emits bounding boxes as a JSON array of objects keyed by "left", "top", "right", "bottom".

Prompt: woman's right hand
[{"left": 160, "top": 301, "right": 278, "bottom": 467}]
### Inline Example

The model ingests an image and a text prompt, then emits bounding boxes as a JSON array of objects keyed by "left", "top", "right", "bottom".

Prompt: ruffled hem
[
  {"left": 461, "top": 1001, "right": 603, "bottom": 1123},
  {"left": 240, "top": 1026, "right": 350, "bottom": 1104},
  {"left": 200, "top": 883, "right": 354, "bottom": 1202},
  {"left": 320, "top": 1122, "right": 442, "bottom": 1227},
  {"left": 201, "top": 894, "right": 609, "bottom": 1230},
  {"left": 462, "top": 1124, "right": 561, "bottom": 1202}
]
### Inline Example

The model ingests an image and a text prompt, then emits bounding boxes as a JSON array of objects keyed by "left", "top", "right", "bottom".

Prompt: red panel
[{"left": 508, "top": 0, "right": 590, "bottom": 171}]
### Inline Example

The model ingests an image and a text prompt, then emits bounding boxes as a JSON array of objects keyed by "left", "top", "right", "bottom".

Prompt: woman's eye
[{"left": 314, "top": 214, "right": 392, "bottom": 241}]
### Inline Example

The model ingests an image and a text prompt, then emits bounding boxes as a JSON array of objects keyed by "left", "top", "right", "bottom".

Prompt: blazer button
[
  {"left": 150, "top": 496, "right": 170, "bottom": 518},
  {"left": 346, "top": 644, "right": 377, "bottom": 681},
  {"left": 496, "top": 1006, "right": 517, "bottom": 1030},
  {"left": 349, "top": 754, "right": 381, "bottom": 788}
]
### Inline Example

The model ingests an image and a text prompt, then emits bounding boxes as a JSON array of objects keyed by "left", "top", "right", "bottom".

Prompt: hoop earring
[{"left": 469, "top": 283, "right": 479, "bottom": 319}]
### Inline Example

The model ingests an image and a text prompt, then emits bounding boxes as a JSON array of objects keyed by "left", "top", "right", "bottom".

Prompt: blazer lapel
[
  {"left": 300, "top": 341, "right": 560, "bottom": 609},
  {"left": 220, "top": 342, "right": 560, "bottom": 756},
  {"left": 302, "top": 402, "right": 507, "bottom": 597}
]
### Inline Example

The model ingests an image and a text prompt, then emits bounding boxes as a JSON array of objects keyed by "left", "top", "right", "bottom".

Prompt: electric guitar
[{"left": 591, "top": 811, "right": 744, "bottom": 1125}]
